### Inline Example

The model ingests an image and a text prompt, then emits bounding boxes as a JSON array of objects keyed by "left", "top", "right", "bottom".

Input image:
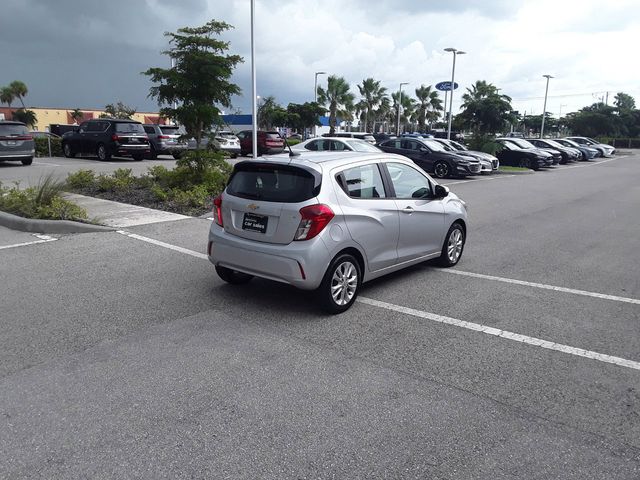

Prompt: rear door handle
[{"left": 401, "top": 206, "right": 414, "bottom": 214}]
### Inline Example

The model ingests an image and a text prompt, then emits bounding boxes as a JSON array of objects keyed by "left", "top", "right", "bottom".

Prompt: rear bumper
[
  {"left": 0, "top": 151, "right": 34, "bottom": 159},
  {"left": 157, "top": 143, "right": 188, "bottom": 154},
  {"left": 114, "top": 144, "right": 150, "bottom": 155},
  {"left": 208, "top": 224, "right": 331, "bottom": 290}
]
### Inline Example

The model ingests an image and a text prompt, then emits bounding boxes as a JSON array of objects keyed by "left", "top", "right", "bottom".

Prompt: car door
[
  {"left": 378, "top": 139, "right": 402, "bottom": 155},
  {"left": 383, "top": 161, "right": 445, "bottom": 262},
  {"left": 402, "top": 139, "right": 434, "bottom": 173},
  {"left": 86, "top": 121, "right": 106, "bottom": 155},
  {"left": 76, "top": 122, "right": 90, "bottom": 154},
  {"left": 334, "top": 162, "right": 399, "bottom": 272}
]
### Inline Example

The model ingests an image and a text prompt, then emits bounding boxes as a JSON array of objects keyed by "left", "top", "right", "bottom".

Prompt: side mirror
[{"left": 434, "top": 184, "right": 449, "bottom": 198}]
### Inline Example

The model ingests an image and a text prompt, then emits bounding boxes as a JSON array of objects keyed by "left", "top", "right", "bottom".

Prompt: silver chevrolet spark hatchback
[{"left": 208, "top": 152, "right": 468, "bottom": 313}]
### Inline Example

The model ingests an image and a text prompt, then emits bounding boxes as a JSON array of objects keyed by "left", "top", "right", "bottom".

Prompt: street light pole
[
  {"left": 444, "top": 48, "right": 465, "bottom": 140},
  {"left": 396, "top": 82, "right": 408, "bottom": 136},
  {"left": 540, "top": 74, "right": 553, "bottom": 138},
  {"left": 313, "top": 71, "right": 326, "bottom": 138},
  {"left": 250, "top": 0, "right": 258, "bottom": 158}
]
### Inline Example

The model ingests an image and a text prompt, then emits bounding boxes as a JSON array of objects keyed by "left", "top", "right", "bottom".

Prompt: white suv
[{"left": 208, "top": 152, "right": 468, "bottom": 313}]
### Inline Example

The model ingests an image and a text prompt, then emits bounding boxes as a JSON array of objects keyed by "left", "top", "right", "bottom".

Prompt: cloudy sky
[{"left": 1, "top": 0, "right": 638, "bottom": 119}]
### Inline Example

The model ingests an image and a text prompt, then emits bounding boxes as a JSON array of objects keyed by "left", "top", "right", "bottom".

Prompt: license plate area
[{"left": 242, "top": 212, "right": 268, "bottom": 234}]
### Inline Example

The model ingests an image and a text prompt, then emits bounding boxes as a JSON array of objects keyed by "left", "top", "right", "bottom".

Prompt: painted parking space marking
[
  {"left": 116, "top": 230, "right": 208, "bottom": 260},
  {"left": 115, "top": 231, "right": 640, "bottom": 371},
  {"left": 0, "top": 234, "right": 57, "bottom": 250},
  {"left": 440, "top": 269, "right": 640, "bottom": 305},
  {"left": 357, "top": 296, "right": 640, "bottom": 372},
  {"left": 33, "top": 161, "right": 62, "bottom": 167}
]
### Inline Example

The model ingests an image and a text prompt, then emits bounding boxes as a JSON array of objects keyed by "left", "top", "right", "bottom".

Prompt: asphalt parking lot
[{"left": 1, "top": 154, "right": 639, "bottom": 478}]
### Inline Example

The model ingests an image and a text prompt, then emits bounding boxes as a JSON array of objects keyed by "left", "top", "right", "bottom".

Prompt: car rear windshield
[
  {"left": 346, "top": 140, "right": 380, "bottom": 152},
  {"left": 265, "top": 132, "right": 282, "bottom": 140},
  {"left": 159, "top": 126, "right": 180, "bottom": 135},
  {"left": 115, "top": 123, "right": 145, "bottom": 133},
  {"left": 227, "top": 163, "right": 318, "bottom": 203},
  {"left": 0, "top": 124, "right": 28, "bottom": 136}
]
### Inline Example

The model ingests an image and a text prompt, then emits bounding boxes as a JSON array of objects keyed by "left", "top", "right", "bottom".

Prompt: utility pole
[{"left": 540, "top": 74, "right": 553, "bottom": 138}]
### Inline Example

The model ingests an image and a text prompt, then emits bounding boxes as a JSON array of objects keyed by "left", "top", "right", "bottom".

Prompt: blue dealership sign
[{"left": 435, "top": 81, "right": 459, "bottom": 91}]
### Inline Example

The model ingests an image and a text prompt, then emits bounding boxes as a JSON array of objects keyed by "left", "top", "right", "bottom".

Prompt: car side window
[
  {"left": 305, "top": 140, "right": 319, "bottom": 151},
  {"left": 78, "top": 122, "right": 89, "bottom": 133},
  {"left": 386, "top": 162, "right": 432, "bottom": 199},
  {"left": 331, "top": 140, "right": 348, "bottom": 151},
  {"left": 338, "top": 164, "right": 386, "bottom": 199},
  {"left": 144, "top": 126, "right": 155, "bottom": 134},
  {"left": 237, "top": 131, "right": 246, "bottom": 139}
]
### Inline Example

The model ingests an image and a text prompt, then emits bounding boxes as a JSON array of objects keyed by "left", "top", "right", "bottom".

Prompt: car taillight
[
  {"left": 294, "top": 204, "right": 334, "bottom": 241},
  {"left": 213, "top": 195, "right": 223, "bottom": 227},
  {"left": 14, "top": 135, "right": 33, "bottom": 141},
  {"left": 158, "top": 135, "right": 170, "bottom": 139},
  {"left": 112, "top": 134, "right": 120, "bottom": 141}
]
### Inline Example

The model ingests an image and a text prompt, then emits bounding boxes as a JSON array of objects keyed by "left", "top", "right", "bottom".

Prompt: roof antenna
[{"left": 282, "top": 132, "right": 300, "bottom": 158}]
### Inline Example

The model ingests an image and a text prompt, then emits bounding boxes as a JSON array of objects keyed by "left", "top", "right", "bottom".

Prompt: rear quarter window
[
  {"left": 226, "top": 164, "right": 319, "bottom": 203},
  {"left": 115, "top": 123, "right": 145, "bottom": 133}
]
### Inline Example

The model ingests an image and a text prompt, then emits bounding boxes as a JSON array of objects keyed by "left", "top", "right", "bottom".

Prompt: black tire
[
  {"left": 317, "top": 253, "right": 361, "bottom": 314},
  {"left": 21, "top": 157, "right": 33, "bottom": 166},
  {"left": 132, "top": 154, "right": 144, "bottom": 161},
  {"left": 518, "top": 157, "right": 531, "bottom": 169},
  {"left": 63, "top": 142, "right": 75, "bottom": 158},
  {"left": 215, "top": 265, "right": 253, "bottom": 285},
  {"left": 437, "top": 222, "right": 465, "bottom": 267},
  {"left": 172, "top": 152, "right": 183, "bottom": 160},
  {"left": 96, "top": 143, "right": 111, "bottom": 161},
  {"left": 433, "top": 161, "right": 451, "bottom": 179}
]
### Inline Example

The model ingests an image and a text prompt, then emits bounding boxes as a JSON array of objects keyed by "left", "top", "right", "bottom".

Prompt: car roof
[
  {"left": 0, "top": 121, "right": 26, "bottom": 125},
  {"left": 94, "top": 118, "right": 140, "bottom": 123},
  {"left": 243, "top": 151, "right": 412, "bottom": 173}
]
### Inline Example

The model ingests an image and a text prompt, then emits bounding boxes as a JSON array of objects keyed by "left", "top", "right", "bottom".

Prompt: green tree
[
  {"left": 257, "top": 95, "right": 288, "bottom": 130},
  {"left": 316, "top": 75, "right": 355, "bottom": 135},
  {"left": 458, "top": 80, "right": 515, "bottom": 135},
  {"left": 70, "top": 108, "right": 84, "bottom": 123},
  {"left": 357, "top": 78, "right": 388, "bottom": 133},
  {"left": 9, "top": 80, "right": 28, "bottom": 108},
  {"left": 143, "top": 19, "right": 243, "bottom": 148},
  {"left": 286, "top": 102, "right": 324, "bottom": 134},
  {"left": 614, "top": 92, "right": 635, "bottom": 113},
  {"left": 0, "top": 86, "right": 15, "bottom": 107},
  {"left": 390, "top": 91, "right": 416, "bottom": 134},
  {"left": 12, "top": 108, "right": 37, "bottom": 128},
  {"left": 100, "top": 101, "right": 136, "bottom": 119},
  {"left": 565, "top": 103, "right": 625, "bottom": 137},
  {"left": 414, "top": 85, "right": 443, "bottom": 132}
]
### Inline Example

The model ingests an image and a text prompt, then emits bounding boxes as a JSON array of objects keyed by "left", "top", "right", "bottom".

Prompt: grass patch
[
  {"left": 65, "top": 150, "right": 232, "bottom": 216},
  {"left": 0, "top": 175, "right": 88, "bottom": 221},
  {"left": 498, "top": 166, "right": 530, "bottom": 172}
]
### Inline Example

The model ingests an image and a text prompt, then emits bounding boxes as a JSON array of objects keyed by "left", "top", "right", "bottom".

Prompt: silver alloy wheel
[
  {"left": 98, "top": 145, "right": 106, "bottom": 160},
  {"left": 447, "top": 228, "right": 463, "bottom": 263},
  {"left": 330, "top": 261, "right": 358, "bottom": 306},
  {"left": 434, "top": 162, "right": 449, "bottom": 178}
]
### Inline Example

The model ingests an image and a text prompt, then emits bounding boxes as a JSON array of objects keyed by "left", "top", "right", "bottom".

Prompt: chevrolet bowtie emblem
[{"left": 247, "top": 203, "right": 259, "bottom": 210}]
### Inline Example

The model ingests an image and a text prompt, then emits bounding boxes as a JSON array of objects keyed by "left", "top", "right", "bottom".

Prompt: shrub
[
  {"left": 95, "top": 173, "right": 117, "bottom": 192},
  {"left": 0, "top": 176, "right": 88, "bottom": 221},
  {"left": 66, "top": 169, "right": 96, "bottom": 189},
  {"left": 34, "top": 137, "right": 63, "bottom": 157}
]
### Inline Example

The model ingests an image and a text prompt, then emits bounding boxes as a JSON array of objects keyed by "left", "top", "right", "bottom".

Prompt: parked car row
[{"left": 493, "top": 136, "right": 614, "bottom": 170}]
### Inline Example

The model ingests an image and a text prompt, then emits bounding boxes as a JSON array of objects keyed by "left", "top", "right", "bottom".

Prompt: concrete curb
[{"left": 0, "top": 210, "right": 115, "bottom": 234}]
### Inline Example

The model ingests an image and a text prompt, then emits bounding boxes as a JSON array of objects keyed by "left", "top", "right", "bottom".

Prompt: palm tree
[
  {"left": 317, "top": 75, "right": 355, "bottom": 134},
  {"left": 391, "top": 91, "right": 417, "bottom": 134},
  {"left": 12, "top": 109, "right": 37, "bottom": 128},
  {"left": 0, "top": 86, "right": 15, "bottom": 107},
  {"left": 414, "top": 85, "right": 443, "bottom": 132},
  {"left": 9, "top": 81, "right": 28, "bottom": 108},
  {"left": 70, "top": 108, "right": 84, "bottom": 124},
  {"left": 459, "top": 80, "right": 514, "bottom": 135},
  {"left": 357, "top": 78, "right": 388, "bottom": 133}
]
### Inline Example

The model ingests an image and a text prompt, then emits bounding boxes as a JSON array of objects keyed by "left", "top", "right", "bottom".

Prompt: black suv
[{"left": 61, "top": 119, "right": 150, "bottom": 161}]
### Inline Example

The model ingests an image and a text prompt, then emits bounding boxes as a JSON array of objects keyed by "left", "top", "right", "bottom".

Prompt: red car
[{"left": 237, "top": 130, "right": 284, "bottom": 156}]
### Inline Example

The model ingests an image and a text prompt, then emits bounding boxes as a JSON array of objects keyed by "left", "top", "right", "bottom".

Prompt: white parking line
[
  {"left": 0, "top": 234, "right": 57, "bottom": 250},
  {"left": 440, "top": 269, "right": 640, "bottom": 305},
  {"left": 357, "top": 297, "right": 640, "bottom": 372},
  {"left": 115, "top": 231, "right": 640, "bottom": 371},
  {"left": 33, "top": 161, "right": 62, "bottom": 167},
  {"left": 116, "top": 230, "right": 208, "bottom": 259}
]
